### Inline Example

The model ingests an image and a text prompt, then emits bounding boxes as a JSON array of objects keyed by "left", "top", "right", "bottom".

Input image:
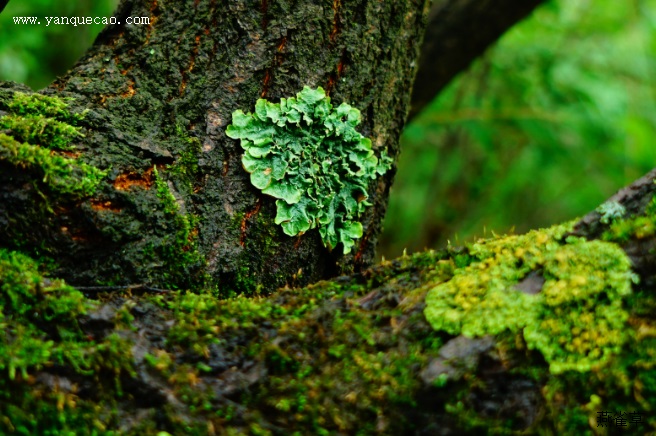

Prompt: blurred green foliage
[
  {"left": 0, "top": 0, "right": 118, "bottom": 89},
  {"left": 379, "top": 0, "right": 656, "bottom": 258},
  {"left": 1, "top": 0, "right": 654, "bottom": 263}
]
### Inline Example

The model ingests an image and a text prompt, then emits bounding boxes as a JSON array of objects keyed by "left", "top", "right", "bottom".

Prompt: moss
[
  {"left": 420, "top": 214, "right": 655, "bottom": 433},
  {"left": 603, "top": 196, "right": 656, "bottom": 242},
  {"left": 1, "top": 194, "right": 654, "bottom": 433},
  {"left": 152, "top": 167, "right": 208, "bottom": 291},
  {"left": 169, "top": 124, "right": 202, "bottom": 187},
  {"left": 0, "top": 133, "right": 106, "bottom": 198},
  {"left": 0, "top": 114, "right": 82, "bottom": 150},
  {"left": 4, "top": 91, "right": 84, "bottom": 123},
  {"left": 0, "top": 92, "right": 106, "bottom": 199},
  {"left": 0, "top": 249, "right": 136, "bottom": 435},
  {"left": 425, "top": 222, "right": 634, "bottom": 374}
]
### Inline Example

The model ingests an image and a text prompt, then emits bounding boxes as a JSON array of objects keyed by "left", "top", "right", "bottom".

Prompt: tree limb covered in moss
[{"left": 1, "top": 169, "right": 655, "bottom": 434}]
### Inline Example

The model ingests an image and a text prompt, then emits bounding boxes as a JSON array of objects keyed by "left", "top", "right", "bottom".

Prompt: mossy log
[{"left": 1, "top": 169, "right": 655, "bottom": 435}]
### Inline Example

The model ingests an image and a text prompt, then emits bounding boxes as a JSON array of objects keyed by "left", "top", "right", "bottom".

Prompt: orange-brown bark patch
[
  {"left": 90, "top": 200, "right": 122, "bottom": 213},
  {"left": 240, "top": 201, "right": 262, "bottom": 247},
  {"left": 113, "top": 167, "right": 154, "bottom": 191}
]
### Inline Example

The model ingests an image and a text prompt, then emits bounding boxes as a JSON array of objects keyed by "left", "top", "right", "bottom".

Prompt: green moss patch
[
  {"left": 150, "top": 167, "right": 207, "bottom": 291},
  {"left": 425, "top": 223, "right": 635, "bottom": 374},
  {"left": 0, "top": 91, "right": 106, "bottom": 198},
  {"left": 0, "top": 249, "right": 136, "bottom": 435}
]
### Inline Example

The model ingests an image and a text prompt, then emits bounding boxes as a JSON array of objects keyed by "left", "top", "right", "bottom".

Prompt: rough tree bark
[
  {"left": 3, "top": 0, "right": 434, "bottom": 295},
  {"left": 4, "top": 0, "right": 652, "bottom": 435},
  {"left": 0, "top": 0, "right": 545, "bottom": 295}
]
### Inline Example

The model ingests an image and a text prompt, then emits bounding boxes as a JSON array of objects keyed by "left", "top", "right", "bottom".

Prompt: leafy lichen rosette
[{"left": 226, "top": 86, "right": 392, "bottom": 254}]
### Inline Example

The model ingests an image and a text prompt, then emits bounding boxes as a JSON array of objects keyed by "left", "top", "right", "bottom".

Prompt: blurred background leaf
[
  {"left": 1, "top": 0, "right": 654, "bottom": 261},
  {"left": 379, "top": 0, "right": 656, "bottom": 258},
  {"left": 0, "top": 0, "right": 118, "bottom": 89}
]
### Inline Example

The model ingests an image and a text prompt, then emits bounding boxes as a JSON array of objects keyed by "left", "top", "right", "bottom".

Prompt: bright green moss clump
[
  {"left": 0, "top": 91, "right": 106, "bottom": 198},
  {"left": 425, "top": 223, "right": 635, "bottom": 374},
  {"left": 0, "top": 249, "right": 137, "bottom": 434},
  {"left": 226, "top": 86, "right": 392, "bottom": 254},
  {"left": 6, "top": 91, "right": 84, "bottom": 122},
  {"left": 0, "top": 249, "right": 89, "bottom": 380}
]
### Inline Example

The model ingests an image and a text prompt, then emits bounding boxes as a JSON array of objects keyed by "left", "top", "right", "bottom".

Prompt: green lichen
[
  {"left": 0, "top": 91, "right": 106, "bottom": 198},
  {"left": 425, "top": 223, "right": 635, "bottom": 374},
  {"left": 226, "top": 86, "right": 392, "bottom": 254},
  {"left": 596, "top": 200, "right": 626, "bottom": 224}
]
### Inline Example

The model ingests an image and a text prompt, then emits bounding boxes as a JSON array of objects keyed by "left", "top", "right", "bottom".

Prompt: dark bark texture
[{"left": 2, "top": 0, "right": 432, "bottom": 293}]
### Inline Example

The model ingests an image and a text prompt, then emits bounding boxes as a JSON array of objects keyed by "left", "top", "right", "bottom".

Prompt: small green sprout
[{"left": 226, "top": 86, "right": 392, "bottom": 254}]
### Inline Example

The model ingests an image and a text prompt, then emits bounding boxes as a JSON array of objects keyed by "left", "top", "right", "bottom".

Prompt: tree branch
[{"left": 409, "top": 0, "right": 545, "bottom": 120}]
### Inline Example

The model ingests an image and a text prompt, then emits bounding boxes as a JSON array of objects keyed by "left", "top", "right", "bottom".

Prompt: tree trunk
[
  {"left": 2, "top": 0, "right": 432, "bottom": 294},
  {"left": 1, "top": 0, "right": 545, "bottom": 295}
]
